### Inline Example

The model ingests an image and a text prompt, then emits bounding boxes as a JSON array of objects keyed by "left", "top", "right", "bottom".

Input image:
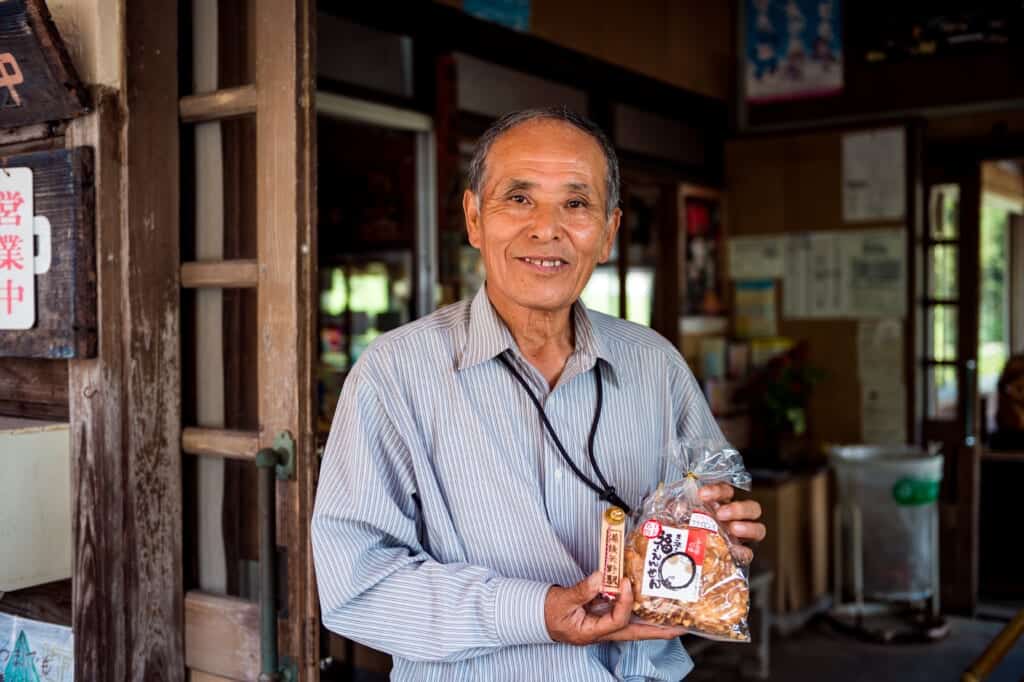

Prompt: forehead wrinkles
[{"left": 481, "top": 121, "right": 608, "bottom": 199}]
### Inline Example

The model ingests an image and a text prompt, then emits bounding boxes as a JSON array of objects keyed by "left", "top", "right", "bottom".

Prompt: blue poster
[
  {"left": 746, "top": 0, "right": 842, "bottom": 102},
  {"left": 464, "top": 0, "right": 531, "bottom": 32},
  {"left": 0, "top": 614, "right": 73, "bottom": 682}
]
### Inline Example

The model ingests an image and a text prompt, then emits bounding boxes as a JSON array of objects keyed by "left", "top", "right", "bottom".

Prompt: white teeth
[{"left": 524, "top": 258, "right": 562, "bottom": 268}]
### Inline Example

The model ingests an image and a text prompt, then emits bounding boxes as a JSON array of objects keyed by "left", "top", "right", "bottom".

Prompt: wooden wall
[
  {"left": 726, "top": 128, "right": 912, "bottom": 447},
  {"left": 438, "top": 0, "right": 734, "bottom": 101}
]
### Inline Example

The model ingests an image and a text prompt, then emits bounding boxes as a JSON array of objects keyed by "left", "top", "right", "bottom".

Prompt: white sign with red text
[{"left": 0, "top": 168, "right": 51, "bottom": 330}]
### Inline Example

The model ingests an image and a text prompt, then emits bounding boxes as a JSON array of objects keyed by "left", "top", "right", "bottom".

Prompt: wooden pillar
[{"left": 67, "top": 0, "right": 183, "bottom": 677}]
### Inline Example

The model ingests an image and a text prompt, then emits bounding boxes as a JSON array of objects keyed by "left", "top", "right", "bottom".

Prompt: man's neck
[{"left": 486, "top": 284, "right": 574, "bottom": 388}]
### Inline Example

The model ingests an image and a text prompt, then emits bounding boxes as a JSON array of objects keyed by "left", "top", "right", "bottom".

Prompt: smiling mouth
[{"left": 517, "top": 256, "right": 569, "bottom": 271}]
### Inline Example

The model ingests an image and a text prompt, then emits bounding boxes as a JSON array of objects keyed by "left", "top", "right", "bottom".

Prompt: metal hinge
[{"left": 255, "top": 430, "right": 296, "bottom": 480}]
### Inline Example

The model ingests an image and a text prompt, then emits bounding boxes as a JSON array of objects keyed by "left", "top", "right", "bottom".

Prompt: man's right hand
[{"left": 544, "top": 572, "right": 688, "bottom": 645}]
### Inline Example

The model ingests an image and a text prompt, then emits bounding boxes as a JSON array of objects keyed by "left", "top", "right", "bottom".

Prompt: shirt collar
[{"left": 457, "top": 284, "right": 616, "bottom": 374}]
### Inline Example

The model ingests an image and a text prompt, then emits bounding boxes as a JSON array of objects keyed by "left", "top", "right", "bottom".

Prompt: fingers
[
  {"left": 725, "top": 520, "right": 767, "bottom": 543},
  {"left": 589, "top": 579, "right": 634, "bottom": 638},
  {"left": 699, "top": 482, "right": 734, "bottom": 504},
  {"left": 600, "top": 623, "right": 688, "bottom": 642},
  {"left": 571, "top": 571, "right": 604, "bottom": 606},
  {"left": 730, "top": 544, "right": 755, "bottom": 566},
  {"left": 715, "top": 499, "right": 761, "bottom": 523}
]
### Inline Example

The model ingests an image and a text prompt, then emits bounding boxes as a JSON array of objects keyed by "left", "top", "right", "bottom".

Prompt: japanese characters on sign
[
  {"left": 0, "top": 0, "right": 88, "bottom": 128},
  {"left": 0, "top": 148, "right": 95, "bottom": 358},
  {"left": 641, "top": 520, "right": 713, "bottom": 603},
  {"left": 0, "top": 52, "right": 25, "bottom": 110},
  {"left": 0, "top": 169, "right": 34, "bottom": 330}
]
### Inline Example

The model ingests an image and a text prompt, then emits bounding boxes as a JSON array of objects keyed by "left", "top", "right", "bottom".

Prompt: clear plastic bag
[{"left": 624, "top": 439, "right": 753, "bottom": 641}]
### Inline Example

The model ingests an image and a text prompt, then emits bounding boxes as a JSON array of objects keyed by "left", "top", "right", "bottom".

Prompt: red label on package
[{"left": 685, "top": 528, "right": 709, "bottom": 566}]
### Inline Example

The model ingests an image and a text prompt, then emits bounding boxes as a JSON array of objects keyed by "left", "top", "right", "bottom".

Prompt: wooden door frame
[
  {"left": 61, "top": 0, "right": 320, "bottom": 679},
  {"left": 922, "top": 131, "right": 1024, "bottom": 615},
  {"left": 254, "top": 0, "right": 319, "bottom": 676},
  {"left": 66, "top": 0, "right": 184, "bottom": 679}
]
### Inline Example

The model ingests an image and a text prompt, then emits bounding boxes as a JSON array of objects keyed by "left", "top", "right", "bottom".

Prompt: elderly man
[{"left": 312, "top": 107, "right": 765, "bottom": 681}]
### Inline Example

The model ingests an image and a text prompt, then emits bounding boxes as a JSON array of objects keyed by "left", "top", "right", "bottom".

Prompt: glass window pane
[
  {"left": 927, "top": 365, "right": 958, "bottom": 420},
  {"left": 928, "top": 244, "right": 958, "bottom": 299},
  {"left": 927, "top": 304, "right": 958, "bottom": 361},
  {"left": 581, "top": 265, "right": 621, "bottom": 318},
  {"left": 318, "top": 13, "right": 414, "bottom": 98},
  {"left": 929, "top": 184, "right": 959, "bottom": 239},
  {"left": 625, "top": 268, "right": 654, "bottom": 326},
  {"left": 979, "top": 193, "right": 1015, "bottom": 397}
]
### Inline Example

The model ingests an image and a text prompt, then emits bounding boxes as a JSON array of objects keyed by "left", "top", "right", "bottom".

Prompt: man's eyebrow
[
  {"left": 565, "top": 182, "right": 593, "bottom": 193},
  {"left": 500, "top": 178, "right": 537, "bottom": 193}
]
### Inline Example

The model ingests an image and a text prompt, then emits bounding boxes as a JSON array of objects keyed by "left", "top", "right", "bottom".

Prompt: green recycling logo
[{"left": 892, "top": 478, "right": 940, "bottom": 505}]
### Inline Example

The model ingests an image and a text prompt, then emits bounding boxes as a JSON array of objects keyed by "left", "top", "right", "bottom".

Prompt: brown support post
[
  {"left": 254, "top": 0, "right": 318, "bottom": 678},
  {"left": 67, "top": 0, "right": 183, "bottom": 675}
]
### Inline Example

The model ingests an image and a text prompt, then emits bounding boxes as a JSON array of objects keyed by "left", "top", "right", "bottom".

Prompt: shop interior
[
  {"left": 1, "top": 1, "right": 1023, "bottom": 681},
  {"left": 306, "top": 4, "right": 1024, "bottom": 680}
]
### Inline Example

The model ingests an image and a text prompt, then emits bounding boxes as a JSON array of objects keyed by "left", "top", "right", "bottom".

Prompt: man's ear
[
  {"left": 598, "top": 207, "right": 622, "bottom": 263},
  {"left": 464, "top": 189, "right": 483, "bottom": 249}
]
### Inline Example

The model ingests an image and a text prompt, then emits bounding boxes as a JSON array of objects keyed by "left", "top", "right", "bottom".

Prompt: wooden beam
[
  {"left": 181, "top": 259, "right": 258, "bottom": 288},
  {"left": 255, "top": 0, "right": 318, "bottom": 676},
  {"left": 0, "top": 357, "right": 68, "bottom": 404},
  {"left": 188, "top": 672, "right": 236, "bottom": 682},
  {"left": 179, "top": 85, "right": 257, "bottom": 124},
  {"left": 184, "top": 591, "right": 259, "bottom": 680},
  {"left": 0, "top": 579, "right": 72, "bottom": 627},
  {"left": 182, "top": 427, "right": 258, "bottom": 461},
  {"left": 66, "top": 4, "right": 183, "bottom": 675}
]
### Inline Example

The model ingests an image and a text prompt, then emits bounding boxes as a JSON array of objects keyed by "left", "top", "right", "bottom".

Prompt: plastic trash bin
[{"left": 828, "top": 444, "right": 943, "bottom": 602}]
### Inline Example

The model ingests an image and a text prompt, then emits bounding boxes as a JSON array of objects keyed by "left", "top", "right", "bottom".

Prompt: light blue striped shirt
[{"left": 312, "top": 286, "right": 728, "bottom": 681}]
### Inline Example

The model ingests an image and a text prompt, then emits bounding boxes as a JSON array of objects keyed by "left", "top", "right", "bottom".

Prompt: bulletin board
[{"left": 725, "top": 126, "right": 915, "bottom": 447}]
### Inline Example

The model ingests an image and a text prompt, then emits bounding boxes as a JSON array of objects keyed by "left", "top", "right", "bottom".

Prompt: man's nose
[{"left": 528, "top": 203, "right": 563, "bottom": 241}]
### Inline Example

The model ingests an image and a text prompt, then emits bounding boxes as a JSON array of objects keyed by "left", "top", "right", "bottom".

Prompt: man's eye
[
  {"left": 567, "top": 199, "right": 588, "bottom": 209},
  {"left": 510, "top": 194, "right": 528, "bottom": 204}
]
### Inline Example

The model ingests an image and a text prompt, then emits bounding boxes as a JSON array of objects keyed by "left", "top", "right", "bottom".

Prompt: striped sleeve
[{"left": 311, "top": 359, "right": 553, "bottom": 662}]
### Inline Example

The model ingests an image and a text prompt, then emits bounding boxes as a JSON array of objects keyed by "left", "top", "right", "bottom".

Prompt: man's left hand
[{"left": 699, "top": 483, "right": 765, "bottom": 566}]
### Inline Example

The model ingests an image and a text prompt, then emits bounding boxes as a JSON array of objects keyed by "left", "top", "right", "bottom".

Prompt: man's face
[{"left": 464, "top": 119, "right": 621, "bottom": 314}]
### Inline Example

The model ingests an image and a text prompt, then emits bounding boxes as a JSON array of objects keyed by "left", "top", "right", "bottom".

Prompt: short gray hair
[{"left": 467, "top": 107, "right": 620, "bottom": 217}]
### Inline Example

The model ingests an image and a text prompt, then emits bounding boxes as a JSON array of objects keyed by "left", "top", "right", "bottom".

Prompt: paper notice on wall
[
  {"left": 861, "top": 378, "right": 907, "bottom": 444},
  {"left": 841, "top": 228, "right": 906, "bottom": 318},
  {"left": 0, "top": 612, "right": 74, "bottom": 681},
  {"left": 783, "top": 233, "right": 810, "bottom": 318},
  {"left": 857, "top": 318, "right": 904, "bottom": 381},
  {"left": 734, "top": 279, "right": 778, "bottom": 338},
  {"left": 784, "top": 229, "right": 907, "bottom": 319},
  {"left": 727, "top": 235, "right": 785, "bottom": 280},
  {"left": 842, "top": 128, "right": 906, "bottom": 222},
  {"left": 783, "top": 232, "right": 843, "bottom": 318},
  {"left": 858, "top": 319, "right": 906, "bottom": 443},
  {"left": 809, "top": 232, "right": 844, "bottom": 317}
]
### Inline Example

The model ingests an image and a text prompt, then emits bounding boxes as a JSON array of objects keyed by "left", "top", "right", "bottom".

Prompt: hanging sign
[
  {"left": 0, "top": 0, "right": 88, "bottom": 128},
  {"left": 0, "top": 148, "right": 95, "bottom": 358},
  {"left": 0, "top": 167, "right": 51, "bottom": 330}
]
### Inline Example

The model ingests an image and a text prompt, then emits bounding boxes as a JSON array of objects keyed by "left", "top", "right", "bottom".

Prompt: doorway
[
  {"left": 314, "top": 94, "right": 437, "bottom": 440},
  {"left": 976, "top": 160, "right": 1024, "bottom": 616}
]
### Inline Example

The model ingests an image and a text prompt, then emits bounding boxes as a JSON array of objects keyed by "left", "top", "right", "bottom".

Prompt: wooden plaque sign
[
  {"left": 0, "top": 147, "right": 95, "bottom": 358},
  {"left": 0, "top": 0, "right": 89, "bottom": 128}
]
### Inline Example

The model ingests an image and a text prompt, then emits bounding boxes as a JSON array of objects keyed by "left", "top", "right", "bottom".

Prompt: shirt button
[{"left": 554, "top": 469, "right": 563, "bottom": 480}]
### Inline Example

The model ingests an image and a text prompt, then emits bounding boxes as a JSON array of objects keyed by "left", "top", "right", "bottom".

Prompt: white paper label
[
  {"left": 689, "top": 511, "right": 719, "bottom": 533},
  {"left": 641, "top": 524, "right": 706, "bottom": 602},
  {"left": 0, "top": 167, "right": 35, "bottom": 330}
]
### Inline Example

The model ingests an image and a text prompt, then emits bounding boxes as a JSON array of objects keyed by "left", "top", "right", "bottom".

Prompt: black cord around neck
[{"left": 497, "top": 352, "right": 632, "bottom": 514}]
